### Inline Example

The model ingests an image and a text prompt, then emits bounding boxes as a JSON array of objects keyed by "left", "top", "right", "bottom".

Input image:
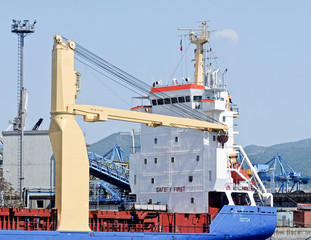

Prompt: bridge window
[
  {"left": 154, "top": 138, "right": 158, "bottom": 144},
  {"left": 196, "top": 155, "right": 200, "bottom": 161},
  {"left": 171, "top": 157, "right": 175, "bottom": 163},
  {"left": 178, "top": 96, "right": 185, "bottom": 103},
  {"left": 231, "top": 193, "right": 251, "bottom": 206},
  {"left": 209, "top": 170, "right": 212, "bottom": 181},
  {"left": 223, "top": 116, "right": 226, "bottom": 122},
  {"left": 157, "top": 99, "right": 164, "bottom": 105},
  {"left": 164, "top": 98, "right": 171, "bottom": 104},
  {"left": 191, "top": 197, "right": 194, "bottom": 204},
  {"left": 134, "top": 175, "right": 136, "bottom": 185},
  {"left": 189, "top": 176, "right": 193, "bottom": 182},
  {"left": 175, "top": 136, "right": 179, "bottom": 142},
  {"left": 213, "top": 135, "right": 216, "bottom": 141},
  {"left": 152, "top": 96, "right": 194, "bottom": 105},
  {"left": 193, "top": 96, "right": 202, "bottom": 102},
  {"left": 171, "top": 97, "right": 178, "bottom": 104},
  {"left": 209, "top": 191, "right": 229, "bottom": 208},
  {"left": 144, "top": 158, "right": 147, "bottom": 164},
  {"left": 151, "top": 99, "right": 157, "bottom": 106},
  {"left": 151, "top": 178, "right": 155, "bottom": 184},
  {"left": 154, "top": 158, "right": 157, "bottom": 164}
]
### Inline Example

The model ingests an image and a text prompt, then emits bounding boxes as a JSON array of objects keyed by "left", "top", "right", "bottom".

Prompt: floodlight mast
[{"left": 11, "top": 19, "right": 36, "bottom": 198}]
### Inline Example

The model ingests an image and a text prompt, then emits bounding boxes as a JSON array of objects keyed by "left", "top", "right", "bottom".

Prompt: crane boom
[{"left": 67, "top": 104, "right": 228, "bottom": 132}]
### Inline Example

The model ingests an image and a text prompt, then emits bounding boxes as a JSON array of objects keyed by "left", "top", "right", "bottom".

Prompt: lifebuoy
[{"left": 226, "top": 185, "right": 230, "bottom": 190}]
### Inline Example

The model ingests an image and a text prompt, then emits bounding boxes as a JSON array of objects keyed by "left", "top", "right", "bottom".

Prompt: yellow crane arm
[
  {"left": 67, "top": 104, "right": 228, "bottom": 132},
  {"left": 49, "top": 35, "right": 227, "bottom": 232}
]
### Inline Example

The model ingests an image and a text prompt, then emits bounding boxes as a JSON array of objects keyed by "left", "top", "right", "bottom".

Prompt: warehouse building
[{"left": 1, "top": 130, "right": 54, "bottom": 208}]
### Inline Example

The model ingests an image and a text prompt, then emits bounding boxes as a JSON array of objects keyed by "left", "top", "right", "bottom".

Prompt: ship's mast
[
  {"left": 191, "top": 22, "right": 209, "bottom": 85},
  {"left": 179, "top": 21, "right": 209, "bottom": 85}
]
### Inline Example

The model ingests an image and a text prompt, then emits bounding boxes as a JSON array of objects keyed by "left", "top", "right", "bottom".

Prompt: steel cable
[{"left": 62, "top": 36, "right": 223, "bottom": 124}]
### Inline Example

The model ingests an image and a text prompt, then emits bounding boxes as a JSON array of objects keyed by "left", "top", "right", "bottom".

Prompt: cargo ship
[{"left": 0, "top": 22, "right": 276, "bottom": 239}]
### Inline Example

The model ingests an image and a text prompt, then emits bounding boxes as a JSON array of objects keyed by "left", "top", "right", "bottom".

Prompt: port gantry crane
[
  {"left": 50, "top": 34, "right": 272, "bottom": 231},
  {"left": 256, "top": 154, "right": 310, "bottom": 193}
]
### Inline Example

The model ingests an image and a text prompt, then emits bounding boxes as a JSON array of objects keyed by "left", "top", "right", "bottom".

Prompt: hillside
[
  {"left": 88, "top": 132, "right": 140, "bottom": 156},
  {"left": 244, "top": 138, "right": 311, "bottom": 177},
  {"left": 90, "top": 132, "right": 311, "bottom": 177}
]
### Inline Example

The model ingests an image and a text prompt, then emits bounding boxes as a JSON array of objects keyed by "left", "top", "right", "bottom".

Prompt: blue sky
[{"left": 0, "top": 0, "right": 310, "bottom": 147}]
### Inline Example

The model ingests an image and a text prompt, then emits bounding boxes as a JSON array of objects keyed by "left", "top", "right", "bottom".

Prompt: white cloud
[{"left": 213, "top": 29, "right": 239, "bottom": 44}]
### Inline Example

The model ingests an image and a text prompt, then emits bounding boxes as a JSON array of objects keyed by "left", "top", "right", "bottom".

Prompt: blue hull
[
  {"left": 0, "top": 205, "right": 276, "bottom": 239},
  {"left": 210, "top": 205, "right": 277, "bottom": 239}
]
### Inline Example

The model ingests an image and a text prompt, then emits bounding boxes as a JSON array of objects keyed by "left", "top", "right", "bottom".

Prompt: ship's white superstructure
[
  {"left": 130, "top": 83, "right": 233, "bottom": 213},
  {"left": 130, "top": 22, "right": 272, "bottom": 213}
]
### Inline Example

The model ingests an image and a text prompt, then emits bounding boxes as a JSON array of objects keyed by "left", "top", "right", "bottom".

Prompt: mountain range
[{"left": 89, "top": 132, "right": 311, "bottom": 177}]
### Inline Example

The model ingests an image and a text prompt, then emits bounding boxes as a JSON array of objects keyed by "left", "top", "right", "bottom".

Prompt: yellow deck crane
[{"left": 49, "top": 35, "right": 228, "bottom": 231}]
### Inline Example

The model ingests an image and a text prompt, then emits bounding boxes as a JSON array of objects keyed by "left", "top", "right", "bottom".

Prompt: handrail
[{"left": 233, "top": 145, "right": 267, "bottom": 194}]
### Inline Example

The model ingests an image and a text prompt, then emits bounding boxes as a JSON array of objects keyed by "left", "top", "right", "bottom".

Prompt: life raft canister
[{"left": 217, "top": 135, "right": 229, "bottom": 148}]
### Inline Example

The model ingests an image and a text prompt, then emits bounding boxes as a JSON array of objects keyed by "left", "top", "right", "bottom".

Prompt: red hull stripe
[
  {"left": 201, "top": 99, "right": 215, "bottom": 102},
  {"left": 150, "top": 84, "right": 205, "bottom": 93}
]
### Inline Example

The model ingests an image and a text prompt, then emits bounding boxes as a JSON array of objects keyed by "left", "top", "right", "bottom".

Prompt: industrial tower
[{"left": 11, "top": 19, "right": 36, "bottom": 198}]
